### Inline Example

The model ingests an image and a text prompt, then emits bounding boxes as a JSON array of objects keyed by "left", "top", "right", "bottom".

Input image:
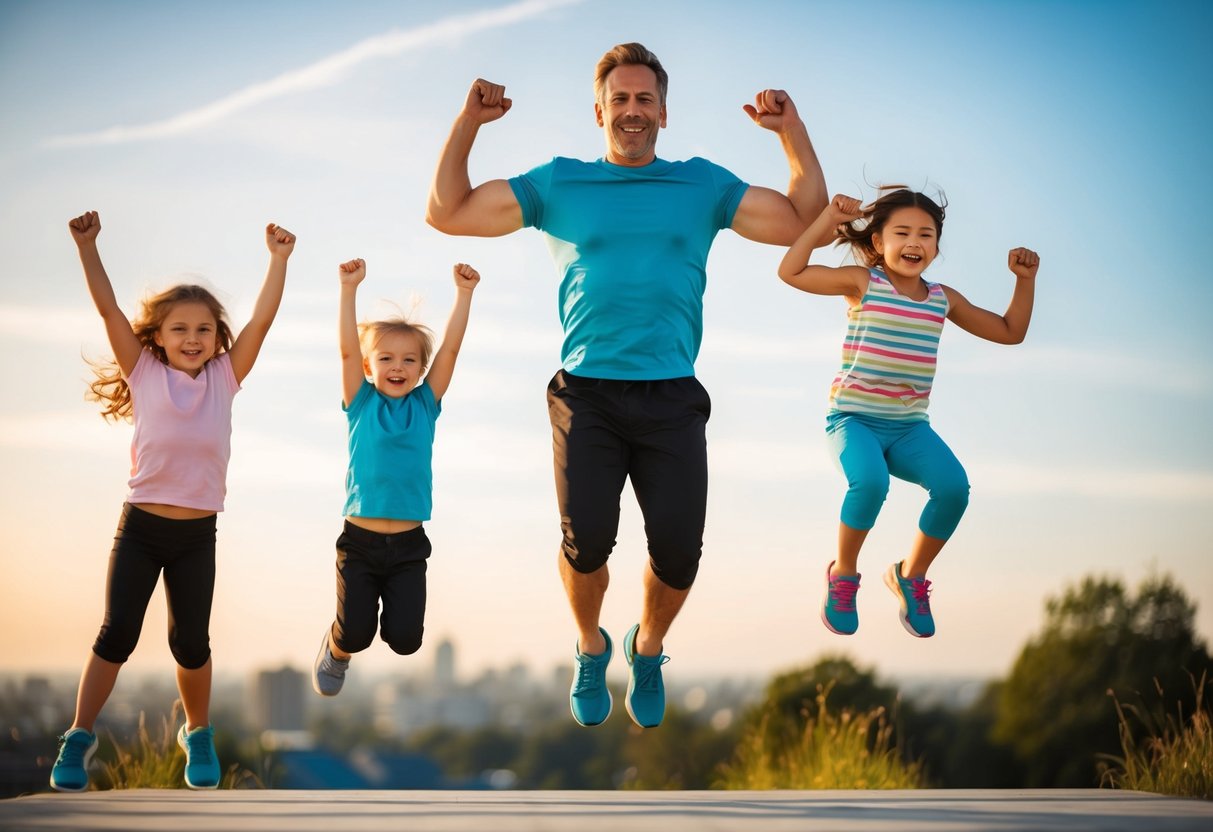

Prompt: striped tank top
[{"left": 829, "top": 269, "right": 949, "bottom": 421}]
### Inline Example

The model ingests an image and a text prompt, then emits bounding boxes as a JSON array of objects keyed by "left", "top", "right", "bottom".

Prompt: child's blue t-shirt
[
  {"left": 508, "top": 156, "right": 748, "bottom": 380},
  {"left": 343, "top": 380, "right": 441, "bottom": 521}
]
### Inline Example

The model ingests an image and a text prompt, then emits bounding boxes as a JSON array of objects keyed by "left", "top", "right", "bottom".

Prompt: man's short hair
[{"left": 594, "top": 42, "right": 668, "bottom": 105}]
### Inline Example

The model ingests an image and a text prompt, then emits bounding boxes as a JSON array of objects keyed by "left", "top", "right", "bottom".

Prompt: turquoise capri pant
[{"left": 825, "top": 411, "right": 970, "bottom": 540}]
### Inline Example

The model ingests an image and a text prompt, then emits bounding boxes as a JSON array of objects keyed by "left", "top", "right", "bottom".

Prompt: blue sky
[{"left": 1, "top": 0, "right": 1211, "bottom": 687}]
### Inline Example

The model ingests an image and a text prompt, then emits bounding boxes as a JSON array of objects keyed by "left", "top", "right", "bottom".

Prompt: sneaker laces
[
  {"left": 56, "top": 733, "right": 88, "bottom": 766},
  {"left": 909, "top": 577, "right": 933, "bottom": 614},
  {"left": 827, "top": 577, "right": 859, "bottom": 612},
  {"left": 572, "top": 653, "right": 607, "bottom": 695},
  {"left": 632, "top": 655, "right": 670, "bottom": 693}
]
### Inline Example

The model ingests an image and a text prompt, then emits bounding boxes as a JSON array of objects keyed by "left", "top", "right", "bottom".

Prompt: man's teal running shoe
[
  {"left": 570, "top": 627, "right": 612, "bottom": 726},
  {"left": 624, "top": 623, "right": 669, "bottom": 728}
]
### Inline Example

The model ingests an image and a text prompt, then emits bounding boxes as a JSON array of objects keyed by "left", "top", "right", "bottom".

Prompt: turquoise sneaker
[
  {"left": 570, "top": 628, "right": 612, "bottom": 726},
  {"left": 884, "top": 560, "right": 935, "bottom": 637},
  {"left": 822, "top": 561, "right": 860, "bottom": 635},
  {"left": 49, "top": 727, "right": 97, "bottom": 792},
  {"left": 624, "top": 623, "right": 669, "bottom": 728},
  {"left": 177, "top": 724, "right": 221, "bottom": 789}
]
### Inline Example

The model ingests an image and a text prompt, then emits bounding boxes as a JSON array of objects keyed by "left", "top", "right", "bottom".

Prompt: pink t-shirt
[{"left": 125, "top": 348, "right": 240, "bottom": 512}]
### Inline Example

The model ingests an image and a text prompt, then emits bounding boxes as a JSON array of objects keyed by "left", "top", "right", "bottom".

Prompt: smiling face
[
  {"left": 873, "top": 206, "right": 940, "bottom": 280},
  {"left": 364, "top": 330, "right": 425, "bottom": 398},
  {"left": 595, "top": 63, "right": 666, "bottom": 167},
  {"left": 153, "top": 301, "right": 218, "bottom": 377}
]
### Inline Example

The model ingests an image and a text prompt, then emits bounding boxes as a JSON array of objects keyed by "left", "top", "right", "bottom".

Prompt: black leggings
[
  {"left": 330, "top": 522, "right": 431, "bottom": 656},
  {"left": 92, "top": 503, "right": 217, "bottom": 669}
]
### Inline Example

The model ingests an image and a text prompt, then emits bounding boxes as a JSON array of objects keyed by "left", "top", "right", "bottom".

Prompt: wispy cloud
[{"left": 45, "top": 0, "right": 582, "bottom": 148}]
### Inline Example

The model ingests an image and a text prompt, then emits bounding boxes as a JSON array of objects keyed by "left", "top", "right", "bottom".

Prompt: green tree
[{"left": 993, "top": 573, "right": 1212, "bottom": 786}]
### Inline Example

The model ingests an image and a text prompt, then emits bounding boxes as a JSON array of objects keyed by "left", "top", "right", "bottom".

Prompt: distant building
[
  {"left": 434, "top": 638, "right": 455, "bottom": 690},
  {"left": 252, "top": 666, "right": 306, "bottom": 732}
]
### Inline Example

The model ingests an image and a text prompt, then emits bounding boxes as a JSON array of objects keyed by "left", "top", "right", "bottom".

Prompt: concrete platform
[{"left": 2, "top": 789, "right": 1211, "bottom": 831}]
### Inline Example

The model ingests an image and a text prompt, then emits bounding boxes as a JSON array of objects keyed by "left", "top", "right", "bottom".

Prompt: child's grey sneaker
[{"left": 312, "top": 630, "right": 350, "bottom": 696}]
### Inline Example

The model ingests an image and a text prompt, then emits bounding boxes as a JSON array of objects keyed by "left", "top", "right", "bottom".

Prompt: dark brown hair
[{"left": 837, "top": 187, "right": 947, "bottom": 269}]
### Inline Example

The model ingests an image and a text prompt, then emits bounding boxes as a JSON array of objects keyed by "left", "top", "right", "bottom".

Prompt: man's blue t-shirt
[
  {"left": 343, "top": 380, "right": 441, "bottom": 521},
  {"left": 509, "top": 157, "right": 748, "bottom": 380}
]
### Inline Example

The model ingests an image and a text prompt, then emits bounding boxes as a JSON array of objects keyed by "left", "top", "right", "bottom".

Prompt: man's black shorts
[{"left": 546, "top": 369, "right": 711, "bottom": 590}]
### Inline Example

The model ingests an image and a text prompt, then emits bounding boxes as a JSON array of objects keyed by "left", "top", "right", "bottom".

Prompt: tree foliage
[{"left": 993, "top": 573, "right": 1212, "bottom": 786}]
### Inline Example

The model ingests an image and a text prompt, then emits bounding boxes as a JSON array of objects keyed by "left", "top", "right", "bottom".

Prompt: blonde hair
[
  {"left": 87, "top": 284, "right": 233, "bottom": 422},
  {"left": 358, "top": 318, "right": 435, "bottom": 372}
]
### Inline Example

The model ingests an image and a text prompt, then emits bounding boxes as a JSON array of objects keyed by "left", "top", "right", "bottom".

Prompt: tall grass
[
  {"left": 716, "top": 687, "right": 926, "bottom": 789},
  {"left": 1101, "top": 672, "right": 1213, "bottom": 800},
  {"left": 98, "top": 703, "right": 262, "bottom": 790}
]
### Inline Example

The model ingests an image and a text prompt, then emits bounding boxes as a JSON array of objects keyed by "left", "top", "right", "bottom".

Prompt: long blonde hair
[{"left": 87, "top": 284, "right": 233, "bottom": 421}]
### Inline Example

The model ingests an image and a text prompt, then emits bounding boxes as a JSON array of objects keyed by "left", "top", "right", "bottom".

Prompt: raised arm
[
  {"left": 426, "top": 79, "right": 524, "bottom": 238},
  {"left": 731, "top": 89, "right": 829, "bottom": 246},
  {"left": 944, "top": 247, "right": 1040, "bottom": 344},
  {"left": 338, "top": 259, "right": 367, "bottom": 408},
  {"left": 778, "top": 194, "right": 867, "bottom": 296},
  {"left": 228, "top": 223, "right": 296, "bottom": 383},
  {"left": 424, "top": 263, "right": 480, "bottom": 401},
  {"left": 69, "top": 211, "right": 141, "bottom": 377}
]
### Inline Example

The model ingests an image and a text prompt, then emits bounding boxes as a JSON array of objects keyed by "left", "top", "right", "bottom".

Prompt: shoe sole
[
  {"left": 49, "top": 737, "right": 98, "bottom": 792},
  {"left": 820, "top": 607, "right": 858, "bottom": 636},
  {"left": 883, "top": 566, "right": 933, "bottom": 638}
]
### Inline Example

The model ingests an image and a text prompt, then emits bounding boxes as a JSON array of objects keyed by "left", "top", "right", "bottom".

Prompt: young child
[
  {"left": 51, "top": 211, "right": 295, "bottom": 792},
  {"left": 312, "top": 259, "right": 479, "bottom": 696},
  {"left": 778, "top": 190, "right": 1039, "bottom": 638}
]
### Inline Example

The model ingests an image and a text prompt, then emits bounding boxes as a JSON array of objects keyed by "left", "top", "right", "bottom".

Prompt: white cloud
[{"left": 45, "top": 0, "right": 584, "bottom": 148}]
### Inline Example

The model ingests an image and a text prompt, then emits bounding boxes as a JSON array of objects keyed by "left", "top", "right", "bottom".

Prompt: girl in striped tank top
[{"left": 778, "top": 189, "right": 1039, "bottom": 639}]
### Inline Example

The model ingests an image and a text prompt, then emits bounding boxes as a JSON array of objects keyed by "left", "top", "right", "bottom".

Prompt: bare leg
[
  {"left": 832, "top": 522, "right": 870, "bottom": 577},
  {"left": 634, "top": 565, "right": 690, "bottom": 657},
  {"left": 70, "top": 653, "right": 123, "bottom": 732},
  {"left": 560, "top": 555, "right": 609, "bottom": 655},
  {"left": 176, "top": 658, "right": 212, "bottom": 731},
  {"left": 903, "top": 531, "right": 948, "bottom": 578}
]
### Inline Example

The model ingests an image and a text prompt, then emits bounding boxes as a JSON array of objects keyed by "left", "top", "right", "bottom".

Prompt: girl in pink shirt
[{"left": 50, "top": 211, "right": 295, "bottom": 793}]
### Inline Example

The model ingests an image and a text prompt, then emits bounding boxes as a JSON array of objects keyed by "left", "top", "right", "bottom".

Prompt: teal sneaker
[
  {"left": 570, "top": 628, "right": 612, "bottom": 726},
  {"left": 624, "top": 623, "right": 669, "bottom": 728},
  {"left": 884, "top": 560, "right": 935, "bottom": 637},
  {"left": 822, "top": 561, "right": 860, "bottom": 635},
  {"left": 49, "top": 727, "right": 97, "bottom": 792},
  {"left": 177, "top": 724, "right": 221, "bottom": 789}
]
